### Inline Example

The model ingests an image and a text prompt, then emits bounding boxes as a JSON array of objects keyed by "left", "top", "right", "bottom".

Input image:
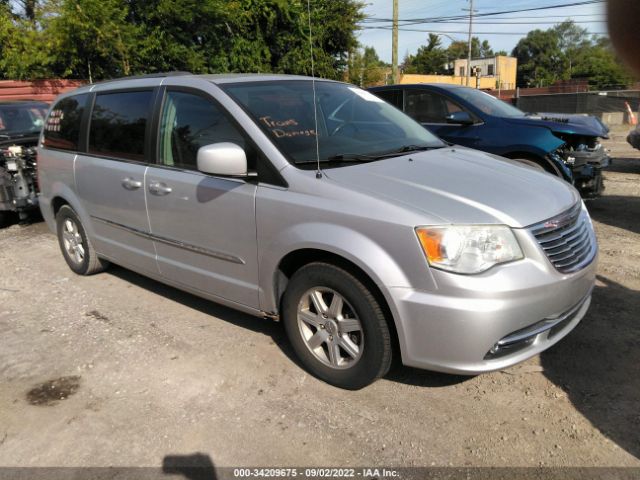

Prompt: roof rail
[{"left": 90, "top": 71, "right": 193, "bottom": 85}]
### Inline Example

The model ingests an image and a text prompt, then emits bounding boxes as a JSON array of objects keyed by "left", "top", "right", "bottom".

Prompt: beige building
[{"left": 400, "top": 55, "right": 517, "bottom": 91}]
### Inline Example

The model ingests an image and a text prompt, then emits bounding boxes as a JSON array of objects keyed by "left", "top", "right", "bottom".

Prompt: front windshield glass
[
  {"left": 455, "top": 87, "right": 525, "bottom": 118},
  {"left": 224, "top": 80, "right": 445, "bottom": 165},
  {"left": 0, "top": 104, "right": 47, "bottom": 136}
]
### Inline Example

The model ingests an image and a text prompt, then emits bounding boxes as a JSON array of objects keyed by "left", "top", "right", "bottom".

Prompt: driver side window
[
  {"left": 404, "top": 90, "right": 448, "bottom": 123},
  {"left": 159, "top": 91, "right": 248, "bottom": 170},
  {"left": 404, "top": 90, "right": 470, "bottom": 124}
]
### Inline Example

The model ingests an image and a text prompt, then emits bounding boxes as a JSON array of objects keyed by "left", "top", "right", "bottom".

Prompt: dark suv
[
  {"left": 0, "top": 100, "right": 48, "bottom": 226},
  {"left": 369, "top": 84, "right": 610, "bottom": 198}
]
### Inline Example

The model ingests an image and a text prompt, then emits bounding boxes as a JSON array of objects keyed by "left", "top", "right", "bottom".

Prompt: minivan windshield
[
  {"left": 224, "top": 80, "right": 445, "bottom": 165},
  {"left": 454, "top": 87, "right": 525, "bottom": 118}
]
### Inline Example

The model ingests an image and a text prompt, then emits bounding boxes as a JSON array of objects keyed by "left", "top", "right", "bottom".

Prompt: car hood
[
  {"left": 323, "top": 147, "right": 580, "bottom": 228},
  {"left": 504, "top": 114, "right": 608, "bottom": 138}
]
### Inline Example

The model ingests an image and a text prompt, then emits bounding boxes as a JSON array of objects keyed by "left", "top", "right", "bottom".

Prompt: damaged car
[
  {"left": 369, "top": 84, "right": 610, "bottom": 198},
  {"left": 0, "top": 100, "right": 48, "bottom": 226}
]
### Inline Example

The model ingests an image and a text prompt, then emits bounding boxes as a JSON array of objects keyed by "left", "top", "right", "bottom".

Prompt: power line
[
  {"left": 474, "top": 13, "right": 605, "bottom": 19},
  {"left": 376, "top": 20, "right": 608, "bottom": 24},
  {"left": 360, "top": 27, "right": 609, "bottom": 35},
  {"left": 360, "top": 0, "right": 605, "bottom": 25}
]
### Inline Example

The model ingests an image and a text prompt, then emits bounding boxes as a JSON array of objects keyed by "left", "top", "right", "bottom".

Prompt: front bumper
[
  {"left": 0, "top": 182, "right": 39, "bottom": 213},
  {"left": 567, "top": 145, "right": 609, "bottom": 198},
  {"left": 388, "top": 227, "right": 597, "bottom": 375}
]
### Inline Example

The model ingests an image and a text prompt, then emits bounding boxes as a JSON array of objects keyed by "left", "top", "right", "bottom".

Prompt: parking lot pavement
[{"left": 0, "top": 130, "right": 639, "bottom": 468}]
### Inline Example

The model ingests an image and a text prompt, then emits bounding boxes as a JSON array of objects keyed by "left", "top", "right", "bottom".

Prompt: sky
[{"left": 357, "top": 0, "right": 608, "bottom": 63}]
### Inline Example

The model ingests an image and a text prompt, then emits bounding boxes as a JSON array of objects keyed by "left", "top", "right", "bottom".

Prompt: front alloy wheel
[
  {"left": 297, "top": 287, "right": 364, "bottom": 369},
  {"left": 282, "top": 262, "right": 392, "bottom": 389}
]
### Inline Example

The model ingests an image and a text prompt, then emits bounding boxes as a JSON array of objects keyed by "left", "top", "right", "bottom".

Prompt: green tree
[
  {"left": 348, "top": 46, "right": 385, "bottom": 87},
  {"left": 404, "top": 34, "right": 448, "bottom": 74},
  {"left": 403, "top": 35, "right": 495, "bottom": 75},
  {"left": 0, "top": 0, "right": 365, "bottom": 81},
  {"left": 512, "top": 29, "right": 568, "bottom": 87},
  {"left": 446, "top": 37, "right": 489, "bottom": 60},
  {"left": 128, "top": 0, "right": 239, "bottom": 74},
  {"left": 480, "top": 39, "right": 493, "bottom": 58},
  {"left": 45, "top": 0, "right": 139, "bottom": 79},
  {"left": 17, "top": 0, "right": 38, "bottom": 21},
  {"left": 0, "top": 3, "right": 52, "bottom": 79},
  {"left": 552, "top": 20, "right": 590, "bottom": 76},
  {"left": 572, "top": 38, "right": 633, "bottom": 89},
  {"left": 512, "top": 20, "right": 634, "bottom": 89},
  {"left": 277, "top": 0, "right": 364, "bottom": 79}
]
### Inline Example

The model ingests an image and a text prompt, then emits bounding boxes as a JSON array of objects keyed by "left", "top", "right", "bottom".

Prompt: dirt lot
[{"left": 0, "top": 128, "right": 639, "bottom": 470}]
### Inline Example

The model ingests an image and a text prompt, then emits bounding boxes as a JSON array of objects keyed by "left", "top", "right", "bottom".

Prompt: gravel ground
[{"left": 0, "top": 128, "right": 638, "bottom": 469}]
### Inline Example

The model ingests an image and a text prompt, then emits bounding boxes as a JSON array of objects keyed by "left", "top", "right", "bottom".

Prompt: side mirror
[
  {"left": 197, "top": 142, "right": 247, "bottom": 176},
  {"left": 446, "top": 111, "right": 474, "bottom": 125}
]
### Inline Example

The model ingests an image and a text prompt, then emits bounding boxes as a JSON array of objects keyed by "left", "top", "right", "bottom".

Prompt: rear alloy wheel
[
  {"left": 56, "top": 205, "right": 109, "bottom": 275},
  {"left": 282, "top": 262, "right": 392, "bottom": 389}
]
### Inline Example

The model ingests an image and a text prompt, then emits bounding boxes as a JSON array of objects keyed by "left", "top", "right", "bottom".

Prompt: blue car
[{"left": 368, "top": 84, "right": 610, "bottom": 198}]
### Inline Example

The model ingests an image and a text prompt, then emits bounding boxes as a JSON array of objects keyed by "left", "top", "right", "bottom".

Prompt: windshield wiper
[
  {"left": 324, "top": 153, "right": 379, "bottom": 162},
  {"left": 372, "top": 144, "right": 445, "bottom": 158},
  {"left": 331, "top": 145, "right": 444, "bottom": 161},
  {"left": 297, "top": 144, "right": 444, "bottom": 165}
]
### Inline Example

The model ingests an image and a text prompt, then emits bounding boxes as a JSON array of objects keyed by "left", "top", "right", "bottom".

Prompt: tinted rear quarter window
[
  {"left": 43, "top": 95, "right": 88, "bottom": 151},
  {"left": 89, "top": 90, "right": 153, "bottom": 161}
]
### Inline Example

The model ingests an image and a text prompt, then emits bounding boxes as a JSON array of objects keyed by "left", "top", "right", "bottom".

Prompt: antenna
[{"left": 306, "top": 0, "right": 322, "bottom": 179}]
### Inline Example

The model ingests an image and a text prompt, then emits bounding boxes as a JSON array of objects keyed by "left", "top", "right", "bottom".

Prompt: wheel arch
[
  {"left": 51, "top": 196, "right": 70, "bottom": 216},
  {"left": 273, "top": 248, "right": 402, "bottom": 366},
  {"left": 44, "top": 183, "right": 94, "bottom": 236},
  {"left": 502, "top": 151, "right": 562, "bottom": 176}
]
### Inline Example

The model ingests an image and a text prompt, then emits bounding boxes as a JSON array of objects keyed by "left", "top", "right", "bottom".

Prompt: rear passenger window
[
  {"left": 373, "top": 89, "right": 402, "bottom": 109},
  {"left": 159, "top": 90, "right": 248, "bottom": 170},
  {"left": 43, "top": 94, "right": 88, "bottom": 151},
  {"left": 89, "top": 91, "right": 153, "bottom": 161}
]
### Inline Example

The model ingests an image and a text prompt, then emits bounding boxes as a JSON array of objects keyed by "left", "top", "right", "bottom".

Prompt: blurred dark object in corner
[
  {"left": 608, "top": 0, "right": 640, "bottom": 76},
  {"left": 162, "top": 453, "right": 216, "bottom": 480}
]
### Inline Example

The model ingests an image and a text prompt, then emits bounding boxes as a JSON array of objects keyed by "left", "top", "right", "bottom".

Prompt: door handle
[
  {"left": 122, "top": 177, "right": 142, "bottom": 190},
  {"left": 148, "top": 181, "right": 172, "bottom": 196}
]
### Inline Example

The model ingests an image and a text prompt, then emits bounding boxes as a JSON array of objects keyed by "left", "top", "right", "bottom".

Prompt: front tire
[
  {"left": 56, "top": 205, "right": 109, "bottom": 275},
  {"left": 281, "top": 262, "right": 392, "bottom": 389}
]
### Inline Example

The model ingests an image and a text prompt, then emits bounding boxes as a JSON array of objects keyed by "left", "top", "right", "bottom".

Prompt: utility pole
[
  {"left": 465, "top": 0, "right": 474, "bottom": 87},
  {"left": 392, "top": 0, "right": 399, "bottom": 84}
]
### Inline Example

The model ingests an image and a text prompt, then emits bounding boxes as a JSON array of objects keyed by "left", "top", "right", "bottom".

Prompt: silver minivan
[{"left": 38, "top": 73, "right": 597, "bottom": 389}]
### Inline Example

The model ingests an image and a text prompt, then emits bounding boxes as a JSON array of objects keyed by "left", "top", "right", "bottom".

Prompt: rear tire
[
  {"left": 56, "top": 205, "right": 109, "bottom": 275},
  {"left": 281, "top": 262, "right": 392, "bottom": 389}
]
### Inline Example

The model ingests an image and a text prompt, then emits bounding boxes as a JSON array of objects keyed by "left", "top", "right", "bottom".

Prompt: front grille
[{"left": 529, "top": 203, "right": 596, "bottom": 274}]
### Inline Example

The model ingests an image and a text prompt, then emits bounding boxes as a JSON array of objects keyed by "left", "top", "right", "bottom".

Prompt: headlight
[{"left": 416, "top": 225, "right": 523, "bottom": 274}]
